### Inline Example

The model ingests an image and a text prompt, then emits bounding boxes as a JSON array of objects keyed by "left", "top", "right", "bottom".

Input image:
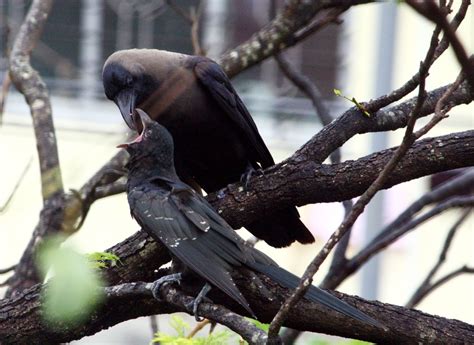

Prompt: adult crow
[
  {"left": 120, "top": 109, "right": 380, "bottom": 326},
  {"left": 103, "top": 49, "right": 314, "bottom": 248}
]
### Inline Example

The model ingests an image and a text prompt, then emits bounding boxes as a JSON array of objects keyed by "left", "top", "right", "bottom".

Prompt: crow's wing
[
  {"left": 193, "top": 58, "right": 274, "bottom": 169},
  {"left": 128, "top": 178, "right": 271, "bottom": 316}
]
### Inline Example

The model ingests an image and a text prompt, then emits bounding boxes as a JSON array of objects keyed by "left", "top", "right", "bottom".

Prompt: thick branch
[
  {"left": 1, "top": 270, "right": 474, "bottom": 344},
  {"left": 296, "top": 80, "right": 472, "bottom": 164},
  {"left": 218, "top": 0, "right": 373, "bottom": 77},
  {"left": 5, "top": 0, "right": 64, "bottom": 298},
  {"left": 8, "top": 0, "right": 61, "bottom": 200},
  {"left": 207, "top": 131, "right": 474, "bottom": 229}
]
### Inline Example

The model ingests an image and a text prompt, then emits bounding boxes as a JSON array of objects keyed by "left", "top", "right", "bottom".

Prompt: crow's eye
[{"left": 125, "top": 75, "right": 134, "bottom": 87}]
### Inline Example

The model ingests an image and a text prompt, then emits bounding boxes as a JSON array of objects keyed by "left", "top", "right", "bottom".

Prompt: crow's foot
[{"left": 150, "top": 273, "right": 182, "bottom": 300}]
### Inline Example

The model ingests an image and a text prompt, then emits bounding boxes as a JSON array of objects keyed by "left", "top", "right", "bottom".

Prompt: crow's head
[{"left": 103, "top": 50, "right": 158, "bottom": 130}]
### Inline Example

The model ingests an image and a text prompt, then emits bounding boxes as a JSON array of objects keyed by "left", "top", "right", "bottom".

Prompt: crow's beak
[
  {"left": 115, "top": 90, "right": 136, "bottom": 130},
  {"left": 117, "top": 109, "right": 153, "bottom": 149}
]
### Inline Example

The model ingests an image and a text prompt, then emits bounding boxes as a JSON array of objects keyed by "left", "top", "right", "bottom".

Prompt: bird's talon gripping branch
[
  {"left": 192, "top": 283, "right": 212, "bottom": 321},
  {"left": 150, "top": 273, "right": 182, "bottom": 300},
  {"left": 240, "top": 163, "right": 264, "bottom": 190}
]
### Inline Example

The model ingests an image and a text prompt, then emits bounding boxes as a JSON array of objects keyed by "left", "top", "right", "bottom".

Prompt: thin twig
[
  {"left": 370, "top": 169, "right": 474, "bottom": 247},
  {"left": 365, "top": 0, "right": 469, "bottom": 113},
  {"left": 190, "top": 1, "right": 205, "bottom": 56},
  {"left": 0, "top": 157, "right": 32, "bottom": 213},
  {"left": 93, "top": 179, "right": 127, "bottom": 200},
  {"left": 165, "top": 0, "right": 193, "bottom": 24},
  {"left": 267, "top": 21, "right": 441, "bottom": 340},
  {"left": 325, "top": 199, "right": 353, "bottom": 285},
  {"left": 164, "top": 0, "right": 204, "bottom": 56},
  {"left": 326, "top": 168, "right": 473, "bottom": 290},
  {"left": 406, "top": 209, "right": 471, "bottom": 308},
  {"left": 293, "top": 7, "right": 345, "bottom": 42},
  {"left": 275, "top": 48, "right": 352, "bottom": 309},
  {"left": 407, "top": 0, "right": 474, "bottom": 91},
  {"left": 0, "top": 264, "right": 16, "bottom": 275},
  {"left": 0, "top": 278, "right": 11, "bottom": 287},
  {"left": 355, "top": 195, "right": 474, "bottom": 275},
  {"left": 414, "top": 71, "right": 465, "bottom": 138},
  {"left": 149, "top": 315, "right": 159, "bottom": 338},
  {"left": 187, "top": 319, "right": 211, "bottom": 338},
  {"left": 409, "top": 266, "right": 474, "bottom": 308},
  {"left": 0, "top": 73, "right": 10, "bottom": 125},
  {"left": 274, "top": 54, "right": 334, "bottom": 133}
]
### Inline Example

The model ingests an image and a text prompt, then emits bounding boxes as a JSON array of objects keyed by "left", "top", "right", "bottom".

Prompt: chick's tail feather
[{"left": 249, "top": 262, "right": 382, "bottom": 328}]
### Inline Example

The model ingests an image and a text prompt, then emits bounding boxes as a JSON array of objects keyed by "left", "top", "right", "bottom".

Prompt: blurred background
[{"left": 0, "top": 1, "right": 472, "bottom": 343}]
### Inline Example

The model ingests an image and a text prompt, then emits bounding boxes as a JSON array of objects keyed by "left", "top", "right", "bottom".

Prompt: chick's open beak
[{"left": 116, "top": 109, "right": 150, "bottom": 148}]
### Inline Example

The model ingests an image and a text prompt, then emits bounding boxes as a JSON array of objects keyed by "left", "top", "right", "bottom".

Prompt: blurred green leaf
[
  {"left": 308, "top": 337, "right": 371, "bottom": 345},
  {"left": 246, "top": 318, "right": 269, "bottom": 333},
  {"left": 152, "top": 316, "right": 234, "bottom": 344},
  {"left": 86, "top": 251, "right": 121, "bottom": 269},
  {"left": 37, "top": 236, "right": 104, "bottom": 328}
]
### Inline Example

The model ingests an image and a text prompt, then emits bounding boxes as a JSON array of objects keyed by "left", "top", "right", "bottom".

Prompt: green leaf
[
  {"left": 333, "top": 88, "right": 371, "bottom": 117},
  {"left": 246, "top": 318, "right": 269, "bottom": 332},
  {"left": 308, "top": 337, "right": 372, "bottom": 345},
  {"left": 37, "top": 235, "right": 104, "bottom": 328},
  {"left": 151, "top": 316, "right": 235, "bottom": 344},
  {"left": 86, "top": 251, "right": 121, "bottom": 269}
]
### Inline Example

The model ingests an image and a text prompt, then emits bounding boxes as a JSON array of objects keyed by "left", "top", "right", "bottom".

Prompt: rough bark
[
  {"left": 219, "top": 0, "right": 374, "bottom": 77},
  {"left": 6, "top": 0, "right": 62, "bottom": 298},
  {"left": 207, "top": 130, "right": 474, "bottom": 229},
  {"left": 1, "top": 269, "right": 473, "bottom": 344}
]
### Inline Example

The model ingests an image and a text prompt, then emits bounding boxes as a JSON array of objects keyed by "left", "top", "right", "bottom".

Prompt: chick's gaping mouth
[{"left": 117, "top": 110, "right": 146, "bottom": 148}]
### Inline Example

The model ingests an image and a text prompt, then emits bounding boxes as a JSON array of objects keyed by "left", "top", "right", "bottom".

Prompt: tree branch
[
  {"left": 8, "top": 0, "right": 61, "bottom": 201},
  {"left": 370, "top": 169, "right": 474, "bottom": 247},
  {"left": 406, "top": 209, "right": 471, "bottom": 308},
  {"left": 0, "top": 73, "right": 10, "bottom": 126},
  {"left": 364, "top": 0, "right": 469, "bottom": 113},
  {"left": 325, "top": 194, "right": 474, "bottom": 290},
  {"left": 2, "top": 269, "right": 474, "bottom": 344},
  {"left": 218, "top": 0, "right": 374, "bottom": 77},
  {"left": 208, "top": 130, "right": 474, "bottom": 229},
  {"left": 407, "top": 265, "right": 474, "bottom": 310},
  {"left": 267, "top": 35, "right": 445, "bottom": 338},
  {"left": 0, "top": 265, "right": 16, "bottom": 275},
  {"left": 296, "top": 78, "right": 472, "bottom": 164},
  {"left": 5, "top": 150, "right": 129, "bottom": 296},
  {"left": 407, "top": 0, "right": 474, "bottom": 91}
]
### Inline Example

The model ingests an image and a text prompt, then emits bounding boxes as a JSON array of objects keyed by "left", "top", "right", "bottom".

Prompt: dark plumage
[
  {"left": 122, "top": 109, "right": 380, "bottom": 326},
  {"left": 103, "top": 49, "right": 314, "bottom": 248}
]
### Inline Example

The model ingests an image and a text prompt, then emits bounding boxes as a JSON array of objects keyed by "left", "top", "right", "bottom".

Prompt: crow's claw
[
  {"left": 192, "top": 283, "right": 212, "bottom": 321},
  {"left": 240, "top": 163, "right": 264, "bottom": 190},
  {"left": 150, "top": 273, "right": 182, "bottom": 300}
]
